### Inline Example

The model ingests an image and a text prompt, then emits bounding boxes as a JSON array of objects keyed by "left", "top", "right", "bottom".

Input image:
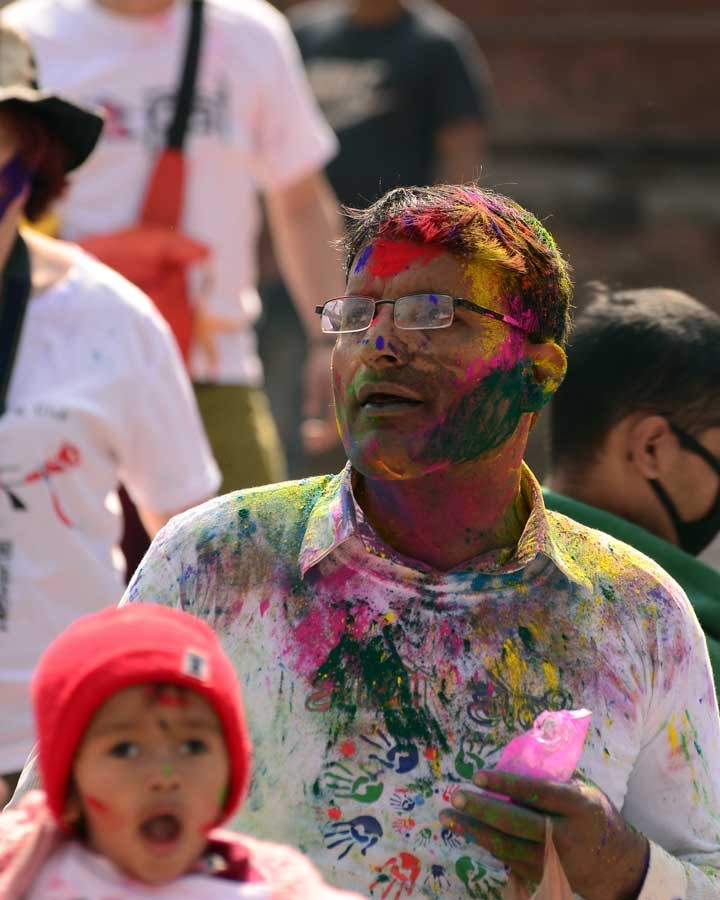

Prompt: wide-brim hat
[{"left": 0, "top": 23, "right": 103, "bottom": 171}]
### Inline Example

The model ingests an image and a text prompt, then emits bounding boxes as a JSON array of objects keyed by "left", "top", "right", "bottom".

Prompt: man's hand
[{"left": 439, "top": 770, "right": 649, "bottom": 900}]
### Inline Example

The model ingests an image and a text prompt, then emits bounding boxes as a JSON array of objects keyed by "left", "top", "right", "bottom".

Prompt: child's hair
[{"left": 31, "top": 604, "right": 251, "bottom": 829}]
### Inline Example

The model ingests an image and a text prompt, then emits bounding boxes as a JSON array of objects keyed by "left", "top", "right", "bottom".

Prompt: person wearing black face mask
[
  {"left": 648, "top": 423, "right": 720, "bottom": 557},
  {"left": 544, "top": 284, "right": 720, "bottom": 691}
]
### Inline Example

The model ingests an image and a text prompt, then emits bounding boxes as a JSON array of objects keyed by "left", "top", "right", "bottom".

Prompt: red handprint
[{"left": 370, "top": 852, "right": 421, "bottom": 899}]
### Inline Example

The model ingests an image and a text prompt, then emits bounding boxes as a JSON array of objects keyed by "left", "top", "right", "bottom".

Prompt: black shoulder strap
[
  {"left": 166, "top": 0, "right": 205, "bottom": 150},
  {"left": 0, "top": 235, "right": 32, "bottom": 417}
]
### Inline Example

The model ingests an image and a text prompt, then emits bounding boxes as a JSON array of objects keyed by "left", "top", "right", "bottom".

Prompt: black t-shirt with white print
[{"left": 290, "top": 0, "right": 494, "bottom": 209}]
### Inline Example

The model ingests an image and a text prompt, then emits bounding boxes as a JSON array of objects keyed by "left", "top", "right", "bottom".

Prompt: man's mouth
[
  {"left": 139, "top": 813, "right": 183, "bottom": 847},
  {"left": 357, "top": 383, "right": 424, "bottom": 411},
  {"left": 361, "top": 393, "right": 423, "bottom": 408}
]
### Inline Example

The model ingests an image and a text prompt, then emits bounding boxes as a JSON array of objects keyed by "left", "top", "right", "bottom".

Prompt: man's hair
[
  {"left": 0, "top": 102, "right": 71, "bottom": 221},
  {"left": 342, "top": 184, "right": 573, "bottom": 346},
  {"left": 550, "top": 285, "right": 720, "bottom": 472}
]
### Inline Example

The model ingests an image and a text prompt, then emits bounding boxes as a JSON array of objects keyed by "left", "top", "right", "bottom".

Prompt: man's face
[
  {"left": 68, "top": 685, "right": 230, "bottom": 885},
  {"left": 332, "top": 240, "right": 547, "bottom": 480}
]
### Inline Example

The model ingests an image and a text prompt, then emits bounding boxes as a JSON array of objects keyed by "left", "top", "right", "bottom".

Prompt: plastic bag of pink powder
[
  {"left": 496, "top": 708, "right": 592, "bottom": 782},
  {"left": 495, "top": 709, "right": 591, "bottom": 900}
]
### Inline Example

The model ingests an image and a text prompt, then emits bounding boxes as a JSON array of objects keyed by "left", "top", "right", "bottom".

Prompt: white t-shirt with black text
[{"left": 5, "top": 0, "right": 338, "bottom": 383}]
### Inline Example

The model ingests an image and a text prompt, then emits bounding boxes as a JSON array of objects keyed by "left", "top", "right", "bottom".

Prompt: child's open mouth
[{"left": 139, "top": 813, "right": 183, "bottom": 850}]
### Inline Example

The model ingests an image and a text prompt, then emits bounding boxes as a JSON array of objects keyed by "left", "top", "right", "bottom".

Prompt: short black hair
[
  {"left": 550, "top": 285, "right": 720, "bottom": 472},
  {"left": 342, "top": 184, "right": 573, "bottom": 346}
]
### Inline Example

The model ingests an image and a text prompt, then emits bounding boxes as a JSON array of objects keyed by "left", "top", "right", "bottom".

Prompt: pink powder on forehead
[
  {"left": 365, "top": 239, "right": 443, "bottom": 278},
  {"left": 145, "top": 684, "right": 189, "bottom": 707}
]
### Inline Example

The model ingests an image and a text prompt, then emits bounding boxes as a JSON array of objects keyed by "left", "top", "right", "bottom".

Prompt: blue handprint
[
  {"left": 324, "top": 815, "right": 383, "bottom": 860},
  {"left": 361, "top": 731, "right": 419, "bottom": 774}
]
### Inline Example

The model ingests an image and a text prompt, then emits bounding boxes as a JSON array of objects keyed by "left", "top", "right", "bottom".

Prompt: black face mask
[{"left": 647, "top": 423, "right": 720, "bottom": 556}]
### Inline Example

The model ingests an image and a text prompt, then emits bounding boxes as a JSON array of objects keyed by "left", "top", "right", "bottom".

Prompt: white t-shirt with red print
[
  {"left": 0, "top": 248, "right": 220, "bottom": 772},
  {"left": 5, "top": 0, "right": 338, "bottom": 385}
]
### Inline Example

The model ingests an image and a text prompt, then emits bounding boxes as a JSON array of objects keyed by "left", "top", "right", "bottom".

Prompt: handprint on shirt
[
  {"left": 423, "top": 863, "right": 451, "bottom": 894},
  {"left": 440, "top": 826, "right": 463, "bottom": 850},
  {"left": 413, "top": 826, "right": 433, "bottom": 849},
  {"left": 320, "top": 760, "right": 384, "bottom": 803},
  {"left": 455, "top": 855, "right": 506, "bottom": 900},
  {"left": 454, "top": 733, "right": 496, "bottom": 780},
  {"left": 389, "top": 787, "right": 426, "bottom": 813},
  {"left": 361, "top": 731, "right": 419, "bottom": 774},
  {"left": 324, "top": 815, "right": 383, "bottom": 860},
  {"left": 369, "top": 852, "right": 421, "bottom": 899}
]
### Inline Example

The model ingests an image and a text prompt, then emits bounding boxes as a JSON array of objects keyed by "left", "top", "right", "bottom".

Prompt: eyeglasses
[{"left": 314, "top": 294, "right": 529, "bottom": 334}]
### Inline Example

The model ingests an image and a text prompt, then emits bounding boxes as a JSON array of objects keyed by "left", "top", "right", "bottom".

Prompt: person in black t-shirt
[
  {"left": 289, "top": 0, "right": 494, "bottom": 208},
  {"left": 259, "top": 0, "right": 494, "bottom": 469}
]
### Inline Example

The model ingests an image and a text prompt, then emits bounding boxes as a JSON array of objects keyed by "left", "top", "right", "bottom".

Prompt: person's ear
[
  {"left": 62, "top": 784, "right": 83, "bottom": 828},
  {"left": 520, "top": 341, "right": 567, "bottom": 413},
  {"left": 626, "top": 415, "right": 677, "bottom": 478}
]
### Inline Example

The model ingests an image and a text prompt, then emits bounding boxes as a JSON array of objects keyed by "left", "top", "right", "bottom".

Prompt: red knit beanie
[{"left": 31, "top": 604, "right": 252, "bottom": 829}]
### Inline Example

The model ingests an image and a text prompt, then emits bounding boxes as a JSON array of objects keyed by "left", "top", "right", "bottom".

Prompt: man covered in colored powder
[
  {"left": 101, "top": 187, "right": 719, "bottom": 896},
  {"left": 544, "top": 285, "right": 720, "bottom": 690}
]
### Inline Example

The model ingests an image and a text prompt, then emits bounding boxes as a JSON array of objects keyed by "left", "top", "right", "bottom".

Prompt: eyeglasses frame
[{"left": 314, "top": 294, "right": 530, "bottom": 334}]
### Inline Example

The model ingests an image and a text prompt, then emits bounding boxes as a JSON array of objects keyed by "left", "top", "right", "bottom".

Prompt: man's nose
[{"left": 364, "top": 301, "right": 412, "bottom": 357}]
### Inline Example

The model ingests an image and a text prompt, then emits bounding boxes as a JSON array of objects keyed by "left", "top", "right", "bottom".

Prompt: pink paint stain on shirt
[{"left": 365, "top": 240, "right": 444, "bottom": 279}]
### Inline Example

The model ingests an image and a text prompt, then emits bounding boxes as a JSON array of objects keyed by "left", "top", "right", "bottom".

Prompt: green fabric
[
  {"left": 543, "top": 487, "right": 720, "bottom": 693},
  {"left": 193, "top": 383, "right": 287, "bottom": 495}
]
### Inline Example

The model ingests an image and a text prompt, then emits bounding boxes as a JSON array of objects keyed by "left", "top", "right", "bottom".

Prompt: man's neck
[
  {"left": 547, "top": 468, "right": 679, "bottom": 545},
  {"left": 357, "top": 439, "right": 530, "bottom": 571},
  {"left": 95, "top": 0, "right": 174, "bottom": 16},
  {"left": 349, "top": 0, "right": 406, "bottom": 27}
]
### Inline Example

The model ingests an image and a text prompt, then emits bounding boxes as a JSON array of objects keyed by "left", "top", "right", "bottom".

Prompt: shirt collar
[
  {"left": 298, "top": 464, "right": 357, "bottom": 575},
  {"left": 298, "top": 461, "right": 593, "bottom": 590}
]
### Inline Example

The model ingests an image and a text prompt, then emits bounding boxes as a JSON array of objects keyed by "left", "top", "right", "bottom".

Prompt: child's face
[{"left": 67, "top": 684, "right": 231, "bottom": 885}]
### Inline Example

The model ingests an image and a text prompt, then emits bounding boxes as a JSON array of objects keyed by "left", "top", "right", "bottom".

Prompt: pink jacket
[{"left": 0, "top": 791, "right": 362, "bottom": 900}]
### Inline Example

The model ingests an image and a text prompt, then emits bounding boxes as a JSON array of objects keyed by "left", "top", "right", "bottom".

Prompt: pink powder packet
[{"left": 495, "top": 708, "right": 592, "bottom": 782}]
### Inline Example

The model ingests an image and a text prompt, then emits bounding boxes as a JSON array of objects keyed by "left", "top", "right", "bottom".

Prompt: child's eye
[
  {"left": 180, "top": 738, "right": 208, "bottom": 756},
  {"left": 109, "top": 741, "right": 139, "bottom": 759}
]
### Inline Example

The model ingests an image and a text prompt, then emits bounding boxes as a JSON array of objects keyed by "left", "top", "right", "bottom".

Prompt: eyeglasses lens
[
  {"left": 322, "top": 297, "right": 374, "bottom": 333},
  {"left": 395, "top": 294, "right": 454, "bottom": 329}
]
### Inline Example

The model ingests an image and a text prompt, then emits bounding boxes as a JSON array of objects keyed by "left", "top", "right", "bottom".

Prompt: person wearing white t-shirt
[
  {"left": 0, "top": 24, "right": 220, "bottom": 789},
  {"left": 5, "top": 0, "right": 345, "bottom": 498}
]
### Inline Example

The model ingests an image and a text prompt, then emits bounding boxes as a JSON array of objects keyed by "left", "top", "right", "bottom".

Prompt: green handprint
[
  {"left": 455, "top": 734, "right": 493, "bottom": 780},
  {"left": 322, "top": 761, "right": 384, "bottom": 803},
  {"left": 455, "top": 857, "right": 504, "bottom": 900}
]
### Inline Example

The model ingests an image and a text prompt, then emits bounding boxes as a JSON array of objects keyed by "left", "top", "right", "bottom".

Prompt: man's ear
[
  {"left": 520, "top": 342, "right": 567, "bottom": 413},
  {"left": 626, "top": 414, "right": 677, "bottom": 478}
]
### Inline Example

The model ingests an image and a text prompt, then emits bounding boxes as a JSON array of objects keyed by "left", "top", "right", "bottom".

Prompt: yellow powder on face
[{"left": 668, "top": 718, "right": 679, "bottom": 754}]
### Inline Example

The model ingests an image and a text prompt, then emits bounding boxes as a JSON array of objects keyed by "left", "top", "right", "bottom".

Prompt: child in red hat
[{"left": 0, "top": 604, "right": 363, "bottom": 899}]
